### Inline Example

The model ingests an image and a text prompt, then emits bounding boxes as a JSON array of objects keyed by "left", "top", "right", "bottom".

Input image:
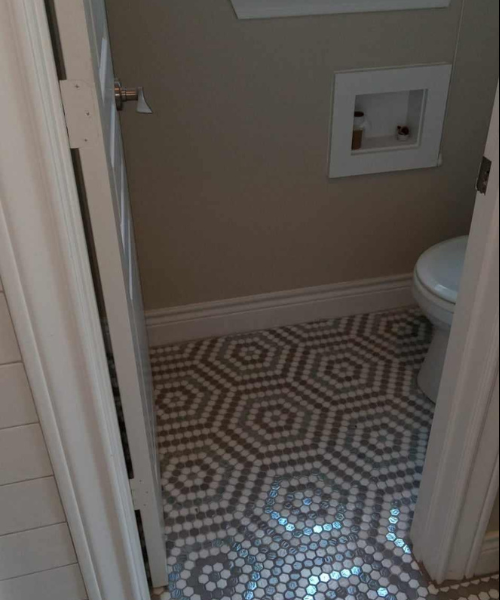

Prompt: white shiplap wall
[{"left": 0, "top": 277, "right": 88, "bottom": 600}]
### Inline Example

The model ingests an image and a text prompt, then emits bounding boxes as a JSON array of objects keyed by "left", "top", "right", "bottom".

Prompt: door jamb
[{"left": 0, "top": 1, "right": 151, "bottom": 599}]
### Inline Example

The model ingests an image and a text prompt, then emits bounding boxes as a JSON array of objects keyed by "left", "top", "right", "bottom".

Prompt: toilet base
[{"left": 418, "top": 325, "right": 451, "bottom": 403}]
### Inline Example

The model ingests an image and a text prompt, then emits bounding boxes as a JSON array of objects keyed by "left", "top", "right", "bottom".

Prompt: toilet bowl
[{"left": 413, "top": 236, "right": 468, "bottom": 402}]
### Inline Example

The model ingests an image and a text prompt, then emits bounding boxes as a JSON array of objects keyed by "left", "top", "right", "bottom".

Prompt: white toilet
[{"left": 413, "top": 236, "right": 469, "bottom": 402}]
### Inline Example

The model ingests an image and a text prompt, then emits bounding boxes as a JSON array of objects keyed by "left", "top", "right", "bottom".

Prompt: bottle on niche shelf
[{"left": 352, "top": 111, "right": 367, "bottom": 151}]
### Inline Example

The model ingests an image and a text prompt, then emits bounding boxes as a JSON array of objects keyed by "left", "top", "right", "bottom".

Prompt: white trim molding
[
  {"left": 146, "top": 274, "right": 414, "bottom": 346},
  {"left": 475, "top": 532, "right": 500, "bottom": 578},
  {"left": 230, "top": 0, "right": 450, "bottom": 20},
  {"left": 0, "top": 0, "right": 150, "bottom": 599},
  {"left": 329, "top": 65, "right": 452, "bottom": 178}
]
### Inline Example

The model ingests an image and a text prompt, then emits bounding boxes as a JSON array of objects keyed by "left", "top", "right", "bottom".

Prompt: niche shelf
[{"left": 329, "top": 65, "right": 452, "bottom": 178}]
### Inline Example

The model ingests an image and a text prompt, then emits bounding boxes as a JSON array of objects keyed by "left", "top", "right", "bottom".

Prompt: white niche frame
[
  {"left": 329, "top": 64, "right": 453, "bottom": 179},
  {"left": 230, "top": 0, "right": 450, "bottom": 20}
]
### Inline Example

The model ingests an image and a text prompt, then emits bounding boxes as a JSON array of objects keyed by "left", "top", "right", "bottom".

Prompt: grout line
[
  {"left": 0, "top": 521, "right": 67, "bottom": 541},
  {"left": 0, "top": 422, "right": 40, "bottom": 433},
  {"left": 0, "top": 475, "right": 54, "bottom": 490},
  {"left": 0, "top": 562, "right": 79, "bottom": 585},
  {"left": 0, "top": 519, "right": 68, "bottom": 541},
  {"left": 0, "top": 419, "right": 39, "bottom": 432},
  {"left": 0, "top": 359, "right": 23, "bottom": 367}
]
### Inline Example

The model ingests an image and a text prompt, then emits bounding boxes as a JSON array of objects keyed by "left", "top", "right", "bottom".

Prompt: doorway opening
[{"left": 34, "top": 0, "right": 499, "bottom": 598}]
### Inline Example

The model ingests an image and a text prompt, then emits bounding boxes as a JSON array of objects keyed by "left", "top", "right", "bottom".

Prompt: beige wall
[{"left": 104, "top": 0, "right": 499, "bottom": 310}]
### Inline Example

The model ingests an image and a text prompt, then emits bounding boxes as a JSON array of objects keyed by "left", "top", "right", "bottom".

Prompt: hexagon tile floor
[{"left": 151, "top": 308, "right": 500, "bottom": 600}]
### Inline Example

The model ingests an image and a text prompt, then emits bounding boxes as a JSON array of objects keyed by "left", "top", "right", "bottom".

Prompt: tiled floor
[{"left": 151, "top": 309, "right": 499, "bottom": 600}]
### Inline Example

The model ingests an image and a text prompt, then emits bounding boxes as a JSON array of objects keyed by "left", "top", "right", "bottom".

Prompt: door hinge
[
  {"left": 59, "top": 80, "right": 99, "bottom": 149},
  {"left": 476, "top": 156, "right": 492, "bottom": 195}
]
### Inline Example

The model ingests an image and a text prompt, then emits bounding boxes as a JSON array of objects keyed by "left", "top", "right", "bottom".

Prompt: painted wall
[
  {"left": 104, "top": 0, "right": 499, "bottom": 310},
  {"left": 0, "top": 276, "right": 87, "bottom": 600}
]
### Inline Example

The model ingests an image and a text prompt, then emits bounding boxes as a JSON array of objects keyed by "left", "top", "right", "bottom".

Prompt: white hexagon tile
[{"left": 150, "top": 309, "right": 500, "bottom": 600}]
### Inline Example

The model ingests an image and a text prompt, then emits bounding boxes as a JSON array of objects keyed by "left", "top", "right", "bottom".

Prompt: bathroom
[{"left": 58, "top": 0, "right": 499, "bottom": 598}]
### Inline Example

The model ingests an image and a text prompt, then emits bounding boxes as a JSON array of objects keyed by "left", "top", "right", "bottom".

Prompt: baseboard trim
[
  {"left": 475, "top": 533, "right": 500, "bottom": 577},
  {"left": 146, "top": 274, "right": 415, "bottom": 346}
]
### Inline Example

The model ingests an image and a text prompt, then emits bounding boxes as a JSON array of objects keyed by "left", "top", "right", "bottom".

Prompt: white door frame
[
  {"left": 0, "top": 1, "right": 497, "bottom": 598},
  {"left": 0, "top": 1, "right": 151, "bottom": 599},
  {"left": 411, "top": 85, "right": 499, "bottom": 584}
]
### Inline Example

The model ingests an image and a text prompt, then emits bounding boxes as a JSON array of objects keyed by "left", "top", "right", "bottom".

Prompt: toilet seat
[
  {"left": 413, "top": 271, "right": 456, "bottom": 328},
  {"left": 415, "top": 236, "right": 469, "bottom": 305}
]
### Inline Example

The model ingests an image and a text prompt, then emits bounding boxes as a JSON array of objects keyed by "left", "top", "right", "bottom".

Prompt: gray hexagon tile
[{"left": 151, "top": 309, "right": 499, "bottom": 600}]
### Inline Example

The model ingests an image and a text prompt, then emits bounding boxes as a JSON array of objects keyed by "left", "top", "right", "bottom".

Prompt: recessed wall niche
[{"left": 329, "top": 65, "right": 452, "bottom": 178}]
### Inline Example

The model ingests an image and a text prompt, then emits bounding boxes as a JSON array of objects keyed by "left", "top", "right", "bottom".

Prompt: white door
[
  {"left": 50, "top": 0, "right": 167, "bottom": 588},
  {"left": 411, "top": 85, "right": 499, "bottom": 582}
]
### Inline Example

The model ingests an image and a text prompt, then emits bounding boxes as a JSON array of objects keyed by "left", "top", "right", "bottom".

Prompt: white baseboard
[
  {"left": 475, "top": 533, "right": 500, "bottom": 577},
  {"left": 146, "top": 274, "right": 415, "bottom": 347}
]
